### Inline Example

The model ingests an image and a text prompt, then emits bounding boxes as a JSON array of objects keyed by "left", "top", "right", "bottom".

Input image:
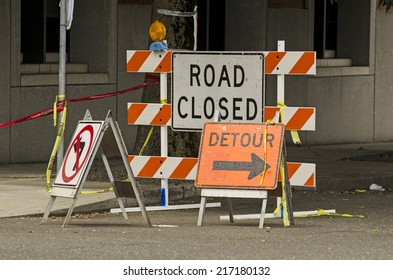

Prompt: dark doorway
[
  {"left": 314, "top": 0, "right": 338, "bottom": 59},
  {"left": 197, "top": 0, "right": 226, "bottom": 51},
  {"left": 21, "top": 0, "right": 69, "bottom": 63}
]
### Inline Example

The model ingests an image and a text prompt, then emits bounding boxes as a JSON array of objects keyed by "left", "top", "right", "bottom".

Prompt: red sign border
[{"left": 61, "top": 124, "right": 94, "bottom": 183}]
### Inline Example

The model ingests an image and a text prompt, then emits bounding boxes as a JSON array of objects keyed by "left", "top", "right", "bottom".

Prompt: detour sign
[{"left": 196, "top": 122, "right": 285, "bottom": 190}]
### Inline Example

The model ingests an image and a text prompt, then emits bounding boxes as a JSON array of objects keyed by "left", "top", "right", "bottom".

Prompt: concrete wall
[
  {"left": 69, "top": 0, "right": 152, "bottom": 154},
  {"left": 0, "top": 0, "right": 11, "bottom": 164},
  {"left": 70, "top": 0, "right": 110, "bottom": 73},
  {"left": 9, "top": 84, "right": 118, "bottom": 163},
  {"left": 1, "top": 0, "right": 152, "bottom": 163},
  {"left": 224, "top": 0, "right": 379, "bottom": 146},
  {"left": 375, "top": 9, "right": 393, "bottom": 142},
  {"left": 264, "top": 4, "right": 312, "bottom": 116},
  {"left": 225, "top": 0, "right": 267, "bottom": 51},
  {"left": 2, "top": 0, "right": 392, "bottom": 163},
  {"left": 116, "top": 3, "right": 151, "bottom": 153},
  {"left": 266, "top": 8, "right": 311, "bottom": 51},
  {"left": 337, "top": 0, "right": 370, "bottom": 66},
  {"left": 307, "top": 75, "right": 375, "bottom": 144}
]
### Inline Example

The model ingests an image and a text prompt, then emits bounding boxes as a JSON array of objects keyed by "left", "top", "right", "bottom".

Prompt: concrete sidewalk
[{"left": 1, "top": 142, "right": 393, "bottom": 218}]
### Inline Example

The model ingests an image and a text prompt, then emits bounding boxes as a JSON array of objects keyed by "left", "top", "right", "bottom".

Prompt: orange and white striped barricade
[
  {"left": 126, "top": 50, "right": 172, "bottom": 73},
  {"left": 263, "top": 51, "right": 316, "bottom": 75},
  {"left": 127, "top": 102, "right": 316, "bottom": 131},
  {"left": 126, "top": 50, "right": 173, "bottom": 207},
  {"left": 111, "top": 102, "right": 317, "bottom": 214},
  {"left": 125, "top": 102, "right": 316, "bottom": 182},
  {"left": 264, "top": 106, "right": 315, "bottom": 131},
  {"left": 126, "top": 50, "right": 316, "bottom": 75},
  {"left": 125, "top": 102, "right": 316, "bottom": 187},
  {"left": 123, "top": 156, "right": 315, "bottom": 187},
  {"left": 122, "top": 47, "right": 328, "bottom": 219}
]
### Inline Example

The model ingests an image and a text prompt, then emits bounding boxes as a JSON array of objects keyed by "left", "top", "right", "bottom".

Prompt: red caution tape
[{"left": 0, "top": 80, "right": 159, "bottom": 129}]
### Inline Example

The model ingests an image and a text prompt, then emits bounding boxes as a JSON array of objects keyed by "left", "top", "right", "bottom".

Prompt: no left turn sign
[{"left": 54, "top": 121, "right": 104, "bottom": 188}]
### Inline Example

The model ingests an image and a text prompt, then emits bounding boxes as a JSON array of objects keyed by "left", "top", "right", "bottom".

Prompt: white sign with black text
[{"left": 171, "top": 52, "right": 264, "bottom": 131}]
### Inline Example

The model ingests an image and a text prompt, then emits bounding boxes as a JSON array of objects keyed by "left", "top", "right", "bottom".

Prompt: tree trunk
[{"left": 132, "top": 0, "right": 199, "bottom": 158}]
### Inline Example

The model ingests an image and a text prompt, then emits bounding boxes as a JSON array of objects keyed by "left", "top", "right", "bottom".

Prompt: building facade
[{"left": 0, "top": 0, "right": 391, "bottom": 163}]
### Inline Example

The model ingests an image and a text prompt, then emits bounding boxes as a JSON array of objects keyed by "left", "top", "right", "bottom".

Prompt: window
[
  {"left": 314, "top": 0, "right": 370, "bottom": 67},
  {"left": 21, "top": 0, "right": 70, "bottom": 63},
  {"left": 197, "top": 0, "right": 226, "bottom": 51},
  {"left": 314, "top": 0, "right": 337, "bottom": 59}
]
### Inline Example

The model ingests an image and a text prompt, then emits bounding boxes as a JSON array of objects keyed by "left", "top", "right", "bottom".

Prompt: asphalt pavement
[
  {"left": 1, "top": 142, "right": 393, "bottom": 219},
  {"left": 1, "top": 142, "right": 393, "bottom": 262}
]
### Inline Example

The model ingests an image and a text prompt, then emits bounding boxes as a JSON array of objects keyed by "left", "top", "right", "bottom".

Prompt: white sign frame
[
  {"left": 42, "top": 110, "right": 151, "bottom": 228},
  {"left": 171, "top": 52, "right": 265, "bottom": 131}
]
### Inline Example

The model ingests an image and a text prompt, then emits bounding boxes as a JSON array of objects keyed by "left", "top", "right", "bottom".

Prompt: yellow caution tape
[
  {"left": 45, "top": 101, "right": 67, "bottom": 193},
  {"left": 259, "top": 120, "right": 275, "bottom": 186},
  {"left": 139, "top": 127, "right": 154, "bottom": 156},
  {"left": 355, "top": 189, "right": 367, "bottom": 193},
  {"left": 273, "top": 201, "right": 282, "bottom": 215},
  {"left": 270, "top": 160, "right": 290, "bottom": 225},
  {"left": 258, "top": 121, "right": 290, "bottom": 226},
  {"left": 138, "top": 98, "right": 167, "bottom": 156},
  {"left": 277, "top": 101, "right": 301, "bottom": 145},
  {"left": 81, "top": 187, "right": 113, "bottom": 195},
  {"left": 279, "top": 155, "right": 291, "bottom": 227},
  {"left": 295, "top": 208, "right": 364, "bottom": 218},
  {"left": 53, "top": 94, "right": 66, "bottom": 127}
]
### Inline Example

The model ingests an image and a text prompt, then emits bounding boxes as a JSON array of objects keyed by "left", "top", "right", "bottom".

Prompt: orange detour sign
[{"left": 196, "top": 122, "right": 285, "bottom": 190}]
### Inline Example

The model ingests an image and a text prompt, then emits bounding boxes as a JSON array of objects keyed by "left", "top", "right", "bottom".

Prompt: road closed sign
[
  {"left": 53, "top": 121, "right": 104, "bottom": 188},
  {"left": 172, "top": 52, "right": 264, "bottom": 131},
  {"left": 196, "top": 122, "right": 284, "bottom": 190}
]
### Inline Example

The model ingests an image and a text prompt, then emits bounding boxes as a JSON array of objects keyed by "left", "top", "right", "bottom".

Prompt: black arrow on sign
[
  {"left": 212, "top": 153, "right": 270, "bottom": 180},
  {"left": 72, "top": 136, "right": 86, "bottom": 172}
]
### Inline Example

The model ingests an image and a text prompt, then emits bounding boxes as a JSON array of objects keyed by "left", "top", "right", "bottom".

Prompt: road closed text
[{"left": 177, "top": 96, "right": 258, "bottom": 121}]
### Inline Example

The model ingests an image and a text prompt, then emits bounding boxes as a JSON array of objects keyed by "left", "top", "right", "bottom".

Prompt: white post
[
  {"left": 277, "top": 40, "right": 285, "bottom": 209},
  {"left": 160, "top": 72, "right": 169, "bottom": 206},
  {"left": 277, "top": 40, "right": 285, "bottom": 103}
]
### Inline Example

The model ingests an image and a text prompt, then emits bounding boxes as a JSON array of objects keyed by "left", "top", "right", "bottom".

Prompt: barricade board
[
  {"left": 126, "top": 50, "right": 316, "bottom": 75},
  {"left": 126, "top": 50, "right": 172, "bottom": 73},
  {"left": 196, "top": 122, "right": 285, "bottom": 190},
  {"left": 127, "top": 103, "right": 316, "bottom": 131},
  {"left": 127, "top": 155, "right": 315, "bottom": 187}
]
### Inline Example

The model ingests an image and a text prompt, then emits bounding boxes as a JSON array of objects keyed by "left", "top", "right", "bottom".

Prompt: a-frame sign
[
  {"left": 195, "top": 122, "right": 294, "bottom": 228},
  {"left": 41, "top": 110, "right": 151, "bottom": 228}
]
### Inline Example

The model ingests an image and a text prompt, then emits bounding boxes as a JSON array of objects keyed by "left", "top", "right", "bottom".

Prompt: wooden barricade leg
[
  {"left": 100, "top": 150, "right": 130, "bottom": 224},
  {"left": 107, "top": 116, "right": 151, "bottom": 227},
  {"left": 40, "top": 196, "right": 56, "bottom": 224},
  {"left": 280, "top": 143, "right": 294, "bottom": 226},
  {"left": 197, "top": 196, "right": 208, "bottom": 226},
  {"left": 259, "top": 198, "right": 268, "bottom": 229},
  {"left": 227, "top": 198, "right": 234, "bottom": 223},
  {"left": 62, "top": 196, "right": 79, "bottom": 228},
  {"left": 197, "top": 189, "right": 268, "bottom": 229}
]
